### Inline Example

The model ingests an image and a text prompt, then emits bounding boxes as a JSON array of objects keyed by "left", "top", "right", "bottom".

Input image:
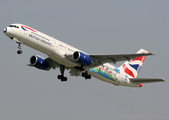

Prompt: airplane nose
[{"left": 3, "top": 27, "right": 7, "bottom": 33}]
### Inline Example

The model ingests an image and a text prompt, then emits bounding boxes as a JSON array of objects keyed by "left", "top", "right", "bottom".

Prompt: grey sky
[{"left": 0, "top": 0, "right": 168, "bottom": 120}]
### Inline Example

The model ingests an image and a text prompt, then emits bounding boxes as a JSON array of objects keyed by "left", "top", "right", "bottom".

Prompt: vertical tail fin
[{"left": 119, "top": 49, "right": 148, "bottom": 78}]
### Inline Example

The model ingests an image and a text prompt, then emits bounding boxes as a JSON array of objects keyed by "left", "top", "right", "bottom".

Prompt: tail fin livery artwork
[
  {"left": 3, "top": 23, "right": 165, "bottom": 87},
  {"left": 119, "top": 49, "right": 147, "bottom": 78}
]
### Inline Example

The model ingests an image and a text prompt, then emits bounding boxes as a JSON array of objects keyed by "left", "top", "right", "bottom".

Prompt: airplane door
[
  {"left": 51, "top": 38, "right": 56, "bottom": 47},
  {"left": 24, "top": 30, "right": 28, "bottom": 35}
]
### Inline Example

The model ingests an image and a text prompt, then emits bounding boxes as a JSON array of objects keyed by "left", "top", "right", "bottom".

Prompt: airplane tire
[
  {"left": 85, "top": 76, "right": 88, "bottom": 79},
  {"left": 82, "top": 73, "right": 85, "bottom": 77},
  {"left": 88, "top": 75, "right": 91, "bottom": 79},
  {"left": 58, "top": 75, "right": 67, "bottom": 82},
  {"left": 57, "top": 75, "right": 61, "bottom": 79},
  {"left": 17, "top": 50, "right": 22, "bottom": 54},
  {"left": 61, "top": 77, "right": 67, "bottom": 82},
  {"left": 64, "top": 77, "right": 67, "bottom": 81}
]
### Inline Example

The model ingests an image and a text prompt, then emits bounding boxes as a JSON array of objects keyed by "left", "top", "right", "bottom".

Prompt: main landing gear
[
  {"left": 57, "top": 65, "right": 67, "bottom": 82},
  {"left": 57, "top": 65, "right": 91, "bottom": 82},
  {"left": 17, "top": 42, "right": 23, "bottom": 54},
  {"left": 82, "top": 71, "right": 91, "bottom": 79}
]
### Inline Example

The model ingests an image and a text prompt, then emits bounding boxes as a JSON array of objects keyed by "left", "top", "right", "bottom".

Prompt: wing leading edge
[{"left": 89, "top": 52, "right": 154, "bottom": 65}]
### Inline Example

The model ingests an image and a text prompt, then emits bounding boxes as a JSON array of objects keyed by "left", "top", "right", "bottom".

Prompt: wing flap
[
  {"left": 45, "top": 57, "right": 60, "bottom": 69},
  {"left": 130, "top": 78, "right": 165, "bottom": 83}
]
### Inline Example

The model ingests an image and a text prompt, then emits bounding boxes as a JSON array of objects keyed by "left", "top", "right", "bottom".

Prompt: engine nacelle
[
  {"left": 73, "top": 51, "right": 93, "bottom": 66},
  {"left": 30, "top": 55, "right": 51, "bottom": 71}
]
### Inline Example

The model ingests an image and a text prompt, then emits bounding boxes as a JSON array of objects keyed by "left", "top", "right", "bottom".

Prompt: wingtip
[
  {"left": 149, "top": 52, "right": 154, "bottom": 55},
  {"left": 161, "top": 79, "right": 165, "bottom": 82}
]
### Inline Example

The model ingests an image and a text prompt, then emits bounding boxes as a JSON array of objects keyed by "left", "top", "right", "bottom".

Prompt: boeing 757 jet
[{"left": 3, "top": 23, "right": 165, "bottom": 87}]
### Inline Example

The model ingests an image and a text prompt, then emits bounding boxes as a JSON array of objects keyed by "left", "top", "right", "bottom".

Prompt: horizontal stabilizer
[{"left": 130, "top": 78, "right": 165, "bottom": 83}]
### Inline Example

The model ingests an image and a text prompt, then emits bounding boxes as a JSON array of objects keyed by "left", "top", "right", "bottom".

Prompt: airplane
[{"left": 3, "top": 23, "right": 165, "bottom": 87}]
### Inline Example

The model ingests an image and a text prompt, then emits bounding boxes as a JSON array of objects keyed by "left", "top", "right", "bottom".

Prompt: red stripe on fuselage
[{"left": 22, "top": 25, "right": 36, "bottom": 32}]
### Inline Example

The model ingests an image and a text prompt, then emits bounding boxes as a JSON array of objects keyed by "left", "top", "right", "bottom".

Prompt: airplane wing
[
  {"left": 65, "top": 52, "right": 154, "bottom": 67},
  {"left": 130, "top": 78, "right": 165, "bottom": 83},
  {"left": 45, "top": 57, "right": 60, "bottom": 69},
  {"left": 89, "top": 53, "right": 154, "bottom": 65}
]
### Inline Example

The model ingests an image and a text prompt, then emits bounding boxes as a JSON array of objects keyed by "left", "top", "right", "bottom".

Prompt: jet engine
[
  {"left": 30, "top": 55, "right": 51, "bottom": 71},
  {"left": 73, "top": 51, "right": 93, "bottom": 66}
]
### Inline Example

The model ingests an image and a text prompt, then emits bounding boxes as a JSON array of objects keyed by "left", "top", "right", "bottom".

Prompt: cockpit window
[{"left": 9, "top": 25, "right": 19, "bottom": 28}]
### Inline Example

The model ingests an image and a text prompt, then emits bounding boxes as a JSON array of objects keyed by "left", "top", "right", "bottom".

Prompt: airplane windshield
[{"left": 9, "top": 25, "right": 19, "bottom": 28}]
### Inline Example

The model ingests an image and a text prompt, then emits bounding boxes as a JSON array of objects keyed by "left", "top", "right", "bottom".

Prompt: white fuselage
[{"left": 4, "top": 23, "right": 141, "bottom": 87}]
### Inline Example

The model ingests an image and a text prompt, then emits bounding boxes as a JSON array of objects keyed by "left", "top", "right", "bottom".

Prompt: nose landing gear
[
  {"left": 16, "top": 42, "right": 23, "bottom": 54},
  {"left": 12, "top": 38, "right": 23, "bottom": 54},
  {"left": 17, "top": 50, "right": 22, "bottom": 54}
]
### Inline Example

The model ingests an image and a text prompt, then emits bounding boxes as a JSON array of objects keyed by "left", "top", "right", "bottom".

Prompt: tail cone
[{"left": 139, "top": 83, "right": 142, "bottom": 87}]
